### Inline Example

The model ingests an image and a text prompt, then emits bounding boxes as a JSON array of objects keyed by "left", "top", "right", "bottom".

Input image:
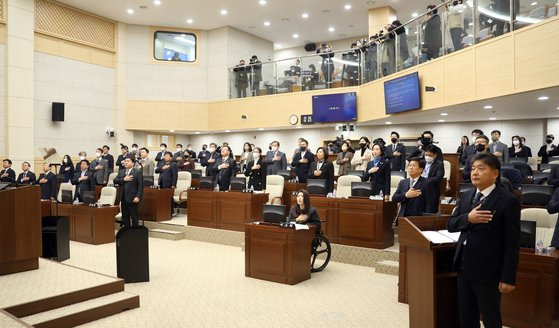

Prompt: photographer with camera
[
  {"left": 316, "top": 43, "right": 334, "bottom": 88},
  {"left": 249, "top": 55, "right": 262, "bottom": 96}
]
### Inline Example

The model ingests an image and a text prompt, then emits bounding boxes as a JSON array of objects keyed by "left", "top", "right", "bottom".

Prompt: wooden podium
[
  {"left": 139, "top": 188, "right": 174, "bottom": 222},
  {"left": 245, "top": 223, "right": 314, "bottom": 285},
  {"left": 0, "top": 185, "right": 42, "bottom": 275}
]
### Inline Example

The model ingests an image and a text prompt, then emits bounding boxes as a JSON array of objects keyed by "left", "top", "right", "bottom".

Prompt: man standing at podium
[
  {"left": 114, "top": 156, "right": 143, "bottom": 227},
  {"left": 447, "top": 152, "right": 520, "bottom": 328}
]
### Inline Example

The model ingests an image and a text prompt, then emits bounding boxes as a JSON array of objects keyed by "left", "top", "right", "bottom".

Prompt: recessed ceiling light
[
  {"left": 153, "top": 0, "right": 161, "bottom": 5},
  {"left": 186, "top": 18, "right": 193, "bottom": 24},
  {"left": 281, "top": 18, "right": 290, "bottom": 22},
  {"left": 169, "top": 129, "right": 175, "bottom": 132},
  {"left": 301, "top": 13, "right": 309, "bottom": 18},
  {"left": 275, "top": 44, "right": 283, "bottom": 48},
  {"left": 224, "top": 130, "right": 230, "bottom": 133},
  {"left": 489, "top": 117, "right": 497, "bottom": 120},
  {"left": 483, "top": 105, "right": 493, "bottom": 109},
  {"left": 440, "top": 113, "right": 448, "bottom": 116},
  {"left": 531, "top": 1, "right": 538, "bottom": 5},
  {"left": 538, "top": 96, "right": 549, "bottom": 101},
  {"left": 438, "top": 119, "right": 445, "bottom": 122},
  {"left": 259, "top": 0, "right": 267, "bottom": 5},
  {"left": 258, "top": 128, "right": 264, "bottom": 131},
  {"left": 412, "top": 12, "right": 418, "bottom": 18},
  {"left": 127, "top": 9, "right": 134, "bottom": 14},
  {"left": 220, "top": 9, "right": 228, "bottom": 15},
  {"left": 557, "top": 106, "right": 559, "bottom": 110},
  {"left": 195, "top": 132, "right": 200, "bottom": 134},
  {"left": 322, "top": 10, "right": 331, "bottom": 14},
  {"left": 469, "top": 22, "right": 474, "bottom": 26},
  {"left": 385, "top": 121, "right": 392, "bottom": 125},
  {"left": 328, "top": 26, "right": 335, "bottom": 32},
  {"left": 344, "top": 4, "right": 352, "bottom": 10},
  {"left": 292, "top": 33, "right": 299, "bottom": 39},
  {"left": 264, "top": 21, "right": 270, "bottom": 26}
]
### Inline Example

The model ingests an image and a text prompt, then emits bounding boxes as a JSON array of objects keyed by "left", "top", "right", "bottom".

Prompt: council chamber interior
[{"left": 1, "top": 0, "right": 559, "bottom": 327}]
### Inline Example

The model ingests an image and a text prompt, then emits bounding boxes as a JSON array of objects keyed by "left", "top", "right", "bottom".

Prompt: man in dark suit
[
  {"left": 155, "top": 143, "right": 167, "bottom": 165},
  {"left": 423, "top": 144, "right": 445, "bottom": 213},
  {"left": 1, "top": 158, "right": 16, "bottom": 183},
  {"left": 116, "top": 145, "right": 129, "bottom": 171},
  {"left": 16, "top": 162, "right": 36, "bottom": 184},
  {"left": 385, "top": 131, "right": 406, "bottom": 171},
  {"left": 406, "top": 131, "right": 444, "bottom": 162},
  {"left": 448, "top": 152, "right": 520, "bottom": 328},
  {"left": 185, "top": 144, "right": 196, "bottom": 159},
  {"left": 72, "top": 160, "right": 96, "bottom": 202},
  {"left": 463, "top": 135, "right": 490, "bottom": 183},
  {"left": 262, "top": 140, "right": 287, "bottom": 175},
  {"left": 547, "top": 187, "right": 559, "bottom": 250},
  {"left": 113, "top": 156, "right": 143, "bottom": 227},
  {"left": 200, "top": 143, "right": 221, "bottom": 178},
  {"left": 291, "top": 139, "right": 314, "bottom": 183},
  {"left": 173, "top": 144, "right": 185, "bottom": 162},
  {"left": 102, "top": 145, "right": 115, "bottom": 172},
  {"left": 155, "top": 151, "right": 178, "bottom": 189},
  {"left": 538, "top": 134, "right": 556, "bottom": 164},
  {"left": 460, "top": 129, "right": 483, "bottom": 165},
  {"left": 90, "top": 148, "right": 109, "bottom": 185},
  {"left": 37, "top": 163, "right": 57, "bottom": 200},
  {"left": 548, "top": 165, "right": 559, "bottom": 189},
  {"left": 212, "top": 146, "right": 237, "bottom": 191},
  {"left": 392, "top": 157, "right": 429, "bottom": 218},
  {"left": 75, "top": 151, "right": 87, "bottom": 172},
  {"left": 198, "top": 144, "right": 209, "bottom": 161}
]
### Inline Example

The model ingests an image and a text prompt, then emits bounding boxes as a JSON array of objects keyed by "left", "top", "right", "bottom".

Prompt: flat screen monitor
[
  {"left": 312, "top": 92, "right": 357, "bottom": 123},
  {"left": 83, "top": 191, "right": 96, "bottom": 205},
  {"left": 199, "top": 177, "right": 214, "bottom": 190},
  {"left": 143, "top": 176, "right": 154, "bottom": 187},
  {"left": 519, "top": 220, "right": 536, "bottom": 249},
  {"left": 351, "top": 182, "right": 373, "bottom": 198},
  {"left": 307, "top": 179, "right": 328, "bottom": 196},
  {"left": 61, "top": 190, "right": 73, "bottom": 203},
  {"left": 384, "top": 72, "right": 421, "bottom": 114},
  {"left": 191, "top": 170, "right": 202, "bottom": 179},
  {"left": 230, "top": 177, "right": 246, "bottom": 191},
  {"left": 277, "top": 170, "right": 292, "bottom": 181},
  {"left": 348, "top": 170, "right": 365, "bottom": 181},
  {"left": 262, "top": 205, "right": 287, "bottom": 223},
  {"left": 0, "top": 182, "right": 10, "bottom": 191}
]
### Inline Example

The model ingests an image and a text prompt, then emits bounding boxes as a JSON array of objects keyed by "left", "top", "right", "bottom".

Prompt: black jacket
[
  {"left": 460, "top": 144, "right": 476, "bottom": 165},
  {"left": 102, "top": 153, "right": 115, "bottom": 172},
  {"left": 407, "top": 145, "right": 444, "bottom": 162},
  {"left": 364, "top": 159, "right": 391, "bottom": 196},
  {"left": 200, "top": 151, "right": 221, "bottom": 177},
  {"left": 447, "top": 184, "right": 520, "bottom": 285},
  {"left": 71, "top": 170, "right": 96, "bottom": 201},
  {"left": 385, "top": 143, "right": 406, "bottom": 171},
  {"left": 212, "top": 156, "right": 237, "bottom": 191},
  {"left": 155, "top": 160, "right": 178, "bottom": 189},
  {"left": 116, "top": 153, "right": 129, "bottom": 170},
  {"left": 538, "top": 144, "right": 557, "bottom": 164},
  {"left": 244, "top": 158, "right": 266, "bottom": 191},
  {"left": 392, "top": 176, "right": 429, "bottom": 217},
  {"left": 113, "top": 168, "right": 144, "bottom": 203},
  {"left": 425, "top": 159, "right": 445, "bottom": 213},
  {"left": 288, "top": 205, "right": 321, "bottom": 233},
  {"left": 155, "top": 150, "right": 166, "bottom": 164},
  {"left": 291, "top": 150, "right": 315, "bottom": 183},
  {"left": 307, "top": 160, "right": 335, "bottom": 193},
  {"left": 546, "top": 188, "right": 559, "bottom": 248},
  {"left": 16, "top": 171, "right": 36, "bottom": 184},
  {"left": 548, "top": 165, "right": 559, "bottom": 189},
  {"left": 0, "top": 167, "right": 16, "bottom": 183},
  {"left": 423, "top": 14, "right": 442, "bottom": 51},
  {"left": 61, "top": 163, "right": 74, "bottom": 182},
  {"left": 37, "top": 171, "right": 57, "bottom": 200}
]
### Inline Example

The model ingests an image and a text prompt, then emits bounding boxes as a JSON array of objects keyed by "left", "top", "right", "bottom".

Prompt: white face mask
[
  {"left": 160, "top": 147, "right": 166, "bottom": 151},
  {"left": 131, "top": 147, "right": 137, "bottom": 152},
  {"left": 187, "top": 147, "right": 192, "bottom": 151},
  {"left": 209, "top": 147, "right": 216, "bottom": 153},
  {"left": 63, "top": 159, "right": 68, "bottom": 163},
  {"left": 176, "top": 148, "right": 182, "bottom": 152},
  {"left": 424, "top": 155, "right": 434, "bottom": 163},
  {"left": 271, "top": 146, "right": 278, "bottom": 152},
  {"left": 79, "top": 156, "right": 86, "bottom": 160},
  {"left": 95, "top": 152, "right": 101, "bottom": 158},
  {"left": 253, "top": 152, "right": 260, "bottom": 157},
  {"left": 513, "top": 140, "right": 520, "bottom": 146}
]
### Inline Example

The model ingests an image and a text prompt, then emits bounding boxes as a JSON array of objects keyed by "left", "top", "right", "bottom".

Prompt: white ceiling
[{"left": 57, "top": 0, "right": 436, "bottom": 49}]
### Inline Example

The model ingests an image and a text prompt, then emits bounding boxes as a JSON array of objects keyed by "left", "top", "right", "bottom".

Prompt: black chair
[
  {"left": 549, "top": 156, "right": 559, "bottom": 162},
  {"left": 391, "top": 171, "right": 407, "bottom": 179},
  {"left": 191, "top": 170, "right": 202, "bottom": 179},
  {"left": 511, "top": 162, "right": 533, "bottom": 178},
  {"left": 520, "top": 184, "right": 554, "bottom": 206},
  {"left": 230, "top": 177, "right": 247, "bottom": 191},
  {"left": 510, "top": 157, "right": 528, "bottom": 164},
  {"left": 531, "top": 171, "right": 548, "bottom": 184},
  {"left": 348, "top": 170, "right": 365, "bottom": 181},
  {"left": 199, "top": 176, "right": 214, "bottom": 190},
  {"left": 307, "top": 179, "right": 328, "bottom": 196},
  {"left": 278, "top": 170, "right": 294, "bottom": 181},
  {"left": 538, "top": 163, "right": 559, "bottom": 171}
]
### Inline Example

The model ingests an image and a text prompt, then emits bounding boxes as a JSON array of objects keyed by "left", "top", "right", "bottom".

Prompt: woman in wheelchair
[{"left": 288, "top": 189, "right": 321, "bottom": 233}]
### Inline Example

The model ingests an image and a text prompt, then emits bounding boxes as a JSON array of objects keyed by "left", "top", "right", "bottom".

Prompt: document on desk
[
  {"left": 421, "top": 231, "right": 456, "bottom": 244},
  {"left": 293, "top": 224, "right": 309, "bottom": 230},
  {"left": 437, "top": 230, "right": 460, "bottom": 242}
]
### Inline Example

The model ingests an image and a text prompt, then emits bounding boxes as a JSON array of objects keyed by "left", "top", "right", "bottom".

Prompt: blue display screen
[
  {"left": 311, "top": 92, "right": 357, "bottom": 123},
  {"left": 384, "top": 72, "right": 421, "bottom": 114}
]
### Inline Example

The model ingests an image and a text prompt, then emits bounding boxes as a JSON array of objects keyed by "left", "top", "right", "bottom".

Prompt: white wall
[
  {"left": 0, "top": 44, "right": 5, "bottom": 155},
  {"left": 34, "top": 52, "right": 116, "bottom": 157}
]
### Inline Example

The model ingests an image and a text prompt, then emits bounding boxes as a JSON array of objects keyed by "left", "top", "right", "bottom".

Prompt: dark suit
[
  {"left": 16, "top": 171, "right": 36, "bottom": 184},
  {"left": 71, "top": 170, "right": 96, "bottom": 202},
  {"left": 262, "top": 150, "right": 287, "bottom": 175},
  {"left": 61, "top": 164, "right": 74, "bottom": 182},
  {"left": 114, "top": 168, "right": 144, "bottom": 227},
  {"left": 407, "top": 145, "right": 444, "bottom": 162},
  {"left": 244, "top": 158, "right": 266, "bottom": 191},
  {"left": 116, "top": 153, "right": 129, "bottom": 171},
  {"left": 291, "top": 150, "right": 315, "bottom": 183},
  {"left": 200, "top": 151, "right": 221, "bottom": 178},
  {"left": 288, "top": 205, "right": 321, "bottom": 233},
  {"left": 155, "top": 150, "right": 166, "bottom": 164},
  {"left": 392, "top": 176, "right": 429, "bottom": 217},
  {"left": 385, "top": 143, "right": 406, "bottom": 171},
  {"left": 0, "top": 167, "right": 16, "bottom": 182},
  {"left": 212, "top": 156, "right": 237, "bottom": 191},
  {"left": 538, "top": 144, "right": 557, "bottom": 164},
  {"left": 463, "top": 152, "right": 480, "bottom": 182},
  {"left": 549, "top": 165, "right": 559, "bottom": 189},
  {"left": 155, "top": 161, "right": 178, "bottom": 188},
  {"left": 90, "top": 158, "right": 109, "bottom": 185},
  {"left": 447, "top": 184, "right": 520, "bottom": 328},
  {"left": 547, "top": 188, "right": 559, "bottom": 248},
  {"left": 197, "top": 150, "right": 209, "bottom": 161},
  {"left": 307, "top": 160, "right": 335, "bottom": 193},
  {"left": 364, "top": 159, "right": 391, "bottom": 196},
  {"left": 102, "top": 153, "right": 115, "bottom": 172},
  {"left": 424, "top": 159, "right": 445, "bottom": 213},
  {"left": 460, "top": 144, "right": 476, "bottom": 165},
  {"left": 37, "top": 172, "right": 57, "bottom": 200},
  {"left": 508, "top": 147, "right": 530, "bottom": 159}
]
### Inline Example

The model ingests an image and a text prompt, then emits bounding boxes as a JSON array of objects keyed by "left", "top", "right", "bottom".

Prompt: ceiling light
[
  {"left": 259, "top": 0, "right": 267, "bottom": 5},
  {"left": 275, "top": 44, "right": 283, "bottom": 48},
  {"left": 186, "top": 18, "right": 193, "bottom": 24},
  {"left": 483, "top": 105, "right": 493, "bottom": 109},
  {"left": 489, "top": 117, "right": 497, "bottom": 120},
  {"left": 220, "top": 9, "right": 228, "bottom": 15},
  {"left": 440, "top": 113, "right": 448, "bottom": 116},
  {"left": 153, "top": 0, "right": 161, "bottom": 5},
  {"left": 344, "top": 4, "right": 352, "bottom": 10},
  {"left": 258, "top": 128, "right": 264, "bottom": 131},
  {"left": 538, "top": 96, "right": 549, "bottom": 101},
  {"left": 385, "top": 121, "right": 392, "bottom": 125},
  {"left": 264, "top": 21, "right": 270, "bottom": 26},
  {"left": 127, "top": 9, "right": 134, "bottom": 14},
  {"left": 557, "top": 106, "right": 559, "bottom": 110},
  {"left": 302, "top": 13, "right": 309, "bottom": 18},
  {"left": 296, "top": 126, "right": 302, "bottom": 129},
  {"left": 328, "top": 26, "right": 335, "bottom": 32},
  {"left": 224, "top": 130, "right": 230, "bottom": 133},
  {"left": 531, "top": 1, "right": 538, "bottom": 5},
  {"left": 292, "top": 33, "right": 299, "bottom": 39},
  {"left": 438, "top": 119, "right": 445, "bottom": 122},
  {"left": 195, "top": 132, "right": 200, "bottom": 134},
  {"left": 412, "top": 12, "right": 418, "bottom": 18}
]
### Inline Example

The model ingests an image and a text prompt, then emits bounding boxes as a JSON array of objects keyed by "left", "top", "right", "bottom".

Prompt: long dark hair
[
  {"left": 243, "top": 142, "right": 252, "bottom": 152},
  {"left": 63, "top": 155, "right": 73, "bottom": 167},
  {"left": 461, "top": 135, "right": 470, "bottom": 146},
  {"left": 295, "top": 189, "right": 311, "bottom": 215},
  {"left": 315, "top": 147, "right": 327, "bottom": 161}
]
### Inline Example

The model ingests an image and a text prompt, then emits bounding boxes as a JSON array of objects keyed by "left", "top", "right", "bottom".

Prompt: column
[
  {"left": 5, "top": 0, "right": 35, "bottom": 168},
  {"left": 368, "top": 6, "right": 397, "bottom": 36},
  {"left": 114, "top": 22, "right": 133, "bottom": 149}
]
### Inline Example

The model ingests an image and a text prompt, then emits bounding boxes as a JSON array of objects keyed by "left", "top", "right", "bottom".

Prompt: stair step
[
  {"left": 149, "top": 229, "right": 185, "bottom": 241},
  {"left": 20, "top": 291, "right": 139, "bottom": 328},
  {"left": 375, "top": 260, "right": 400, "bottom": 276}
]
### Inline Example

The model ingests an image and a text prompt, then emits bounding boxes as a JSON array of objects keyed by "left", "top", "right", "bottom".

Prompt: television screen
[
  {"left": 384, "top": 72, "right": 421, "bottom": 114},
  {"left": 312, "top": 92, "right": 357, "bottom": 123}
]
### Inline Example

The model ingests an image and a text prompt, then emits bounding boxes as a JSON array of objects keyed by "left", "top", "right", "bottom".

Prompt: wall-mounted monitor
[
  {"left": 312, "top": 92, "right": 357, "bottom": 123},
  {"left": 384, "top": 72, "right": 421, "bottom": 114}
]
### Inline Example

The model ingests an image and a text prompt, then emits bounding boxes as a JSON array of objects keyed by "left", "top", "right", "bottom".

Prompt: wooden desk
[
  {"left": 187, "top": 190, "right": 269, "bottom": 231},
  {"left": 290, "top": 195, "right": 396, "bottom": 249},
  {"left": 69, "top": 205, "right": 120, "bottom": 245},
  {"left": 139, "top": 188, "right": 174, "bottom": 221},
  {"left": 245, "top": 223, "right": 314, "bottom": 285},
  {"left": 41, "top": 200, "right": 52, "bottom": 217}
]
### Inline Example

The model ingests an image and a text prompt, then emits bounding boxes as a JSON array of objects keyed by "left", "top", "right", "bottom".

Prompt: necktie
[
  {"left": 472, "top": 192, "right": 483, "bottom": 207},
  {"left": 126, "top": 170, "right": 130, "bottom": 176},
  {"left": 410, "top": 179, "right": 415, "bottom": 189}
]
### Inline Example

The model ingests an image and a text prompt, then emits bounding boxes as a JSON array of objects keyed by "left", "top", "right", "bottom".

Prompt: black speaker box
[
  {"left": 304, "top": 43, "right": 316, "bottom": 52},
  {"left": 52, "top": 102, "right": 65, "bottom": 122}
]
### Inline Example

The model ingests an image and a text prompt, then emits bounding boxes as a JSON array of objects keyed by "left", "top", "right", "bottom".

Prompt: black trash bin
[
  {"left": 42, "top": 216, "right": 70, "bottom": 261},
  {"left": 116, "top": 225, "right": 149, "bottom": 283}
]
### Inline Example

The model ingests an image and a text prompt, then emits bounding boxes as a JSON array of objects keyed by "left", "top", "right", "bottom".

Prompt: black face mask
[
  {"left": 546, "top": 139, "right": 553, "bottom": 144},
  {"left": 300, "top": 146, "right": 306, "bottom": 151},
  {"left": 202, "top": 147, "right": 207, "bottom": 151},
  {"left": 475, "top": 144, "right": 486, "bottom": 152},
  {"left": 421, "top": 137, "right": 432, "bottom": 146},
  {"left": 391, "top": 138, "right": 398, "bottom": 144},
  {"left": 360, "top": 143, "right": 367, "bottom": 149}
]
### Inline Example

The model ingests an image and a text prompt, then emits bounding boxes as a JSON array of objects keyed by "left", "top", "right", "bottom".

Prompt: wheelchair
[{"left": 311, "top": 222, "right": 331, "bottom": 273}]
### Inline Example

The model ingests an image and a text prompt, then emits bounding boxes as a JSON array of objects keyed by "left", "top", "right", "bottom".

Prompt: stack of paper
[{"left": 421, "top": 230, "right": 460, "bottom": 244}]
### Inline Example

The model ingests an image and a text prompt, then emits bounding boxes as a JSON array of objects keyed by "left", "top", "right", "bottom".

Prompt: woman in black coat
[
  {"left": 364, "top": 143, "right": 391, "bottom": 197},
  {"left": 244, "top": 147, "right": 266, "bottom": 191},
  {"left": 60, "top": 154, "right": 74, "bottom": 183},
  {"left": 288, "top": 189, "right": 321, "bottom": 233},
  {"left": 307, "top": 147, "right": 335, "bottom": 193}
]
